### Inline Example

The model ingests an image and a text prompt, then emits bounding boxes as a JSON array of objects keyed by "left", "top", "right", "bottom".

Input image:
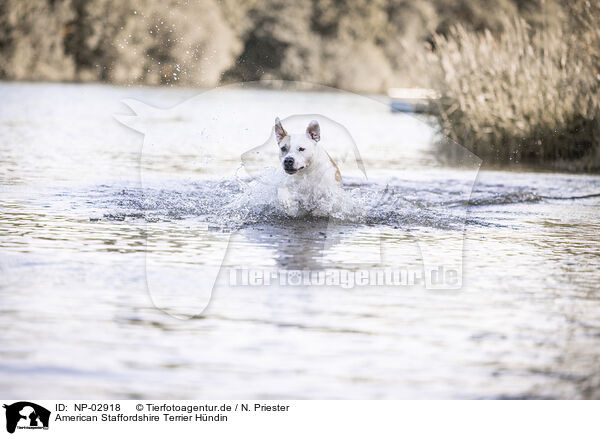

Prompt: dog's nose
[{"left": 283, "top": 157, "right": 294, "bottom": 169}]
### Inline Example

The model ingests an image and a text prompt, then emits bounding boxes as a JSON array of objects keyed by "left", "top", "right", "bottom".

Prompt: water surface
[{"left": 1, "top": 83, "right": 599, "bottom": 399}]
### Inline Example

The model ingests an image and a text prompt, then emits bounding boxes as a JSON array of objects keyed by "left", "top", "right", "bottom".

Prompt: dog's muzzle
[{"left": 283, "top": 157, "right": 296, "bottom": 174}]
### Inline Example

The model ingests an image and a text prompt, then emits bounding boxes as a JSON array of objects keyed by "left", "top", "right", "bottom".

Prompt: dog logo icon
[{"left": 3, "top": 402, "right": 50, "bottom": 433}]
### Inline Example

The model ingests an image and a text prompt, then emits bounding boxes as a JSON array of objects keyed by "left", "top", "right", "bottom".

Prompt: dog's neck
[{"left": 307, "top": 143, "right": 329, "bottom": 173}]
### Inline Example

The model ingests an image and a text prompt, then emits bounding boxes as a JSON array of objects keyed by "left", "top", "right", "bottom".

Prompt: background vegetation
[
  {"left": 0, "top": 0, "right": 559, "bottom": 91},
  {"left": 429, "top": 1, "right": 600, "bottom": 170}
]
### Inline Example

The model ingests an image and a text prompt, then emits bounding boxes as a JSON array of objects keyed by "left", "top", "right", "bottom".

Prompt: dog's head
[{"left": 274, "top": 117, "right": 320, "bottom": 175}]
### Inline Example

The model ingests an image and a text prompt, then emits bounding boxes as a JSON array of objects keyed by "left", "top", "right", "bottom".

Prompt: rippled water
[{"left": 1, "top": 82, "right": 599, "bottom": 399}]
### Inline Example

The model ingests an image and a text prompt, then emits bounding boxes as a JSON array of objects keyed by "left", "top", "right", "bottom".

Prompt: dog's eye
[
  {"left": 280, "top": 146, "right": 286, "bottom": 152},
  {"left": 298, "top": 147, "right": 305, "bottom": 152}
]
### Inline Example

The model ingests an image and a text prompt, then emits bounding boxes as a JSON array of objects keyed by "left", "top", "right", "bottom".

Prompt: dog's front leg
[{"left": 277, "top": 187, "right": 300, "bottom": 216}]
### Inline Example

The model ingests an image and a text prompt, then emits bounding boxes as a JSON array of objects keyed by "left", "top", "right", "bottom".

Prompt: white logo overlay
[{"left": 115, "top": 81, "right": 481, "bottom": 319}]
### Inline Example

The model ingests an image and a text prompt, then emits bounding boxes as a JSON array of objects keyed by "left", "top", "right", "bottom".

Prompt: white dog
[{"left": 273, "top": 117, "right": 343, "bottom": 216}]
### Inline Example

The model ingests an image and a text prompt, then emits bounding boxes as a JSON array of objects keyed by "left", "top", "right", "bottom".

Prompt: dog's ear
[
  {"left": 274, "top": 117, "right": 288, "bottom": 143},
  {"left": 306, "top": 120, "right": 320, "bottom": 142}
]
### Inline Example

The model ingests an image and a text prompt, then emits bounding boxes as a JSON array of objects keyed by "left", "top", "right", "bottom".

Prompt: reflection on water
[{"left": 1, "top": 83, "right": 600, "bottom": 399}]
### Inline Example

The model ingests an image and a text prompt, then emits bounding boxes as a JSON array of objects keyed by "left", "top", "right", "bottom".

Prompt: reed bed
[{"left": 430, "top": 7, "right": 600, "bottom": 171}]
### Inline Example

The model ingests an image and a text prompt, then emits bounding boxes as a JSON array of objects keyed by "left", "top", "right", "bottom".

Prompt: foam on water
[
  {"left": 99, "top": 168, "right": 600, "bottom": 233},
  {"left": 98, "top": 170, "right": 548, "bottom": 231}
]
